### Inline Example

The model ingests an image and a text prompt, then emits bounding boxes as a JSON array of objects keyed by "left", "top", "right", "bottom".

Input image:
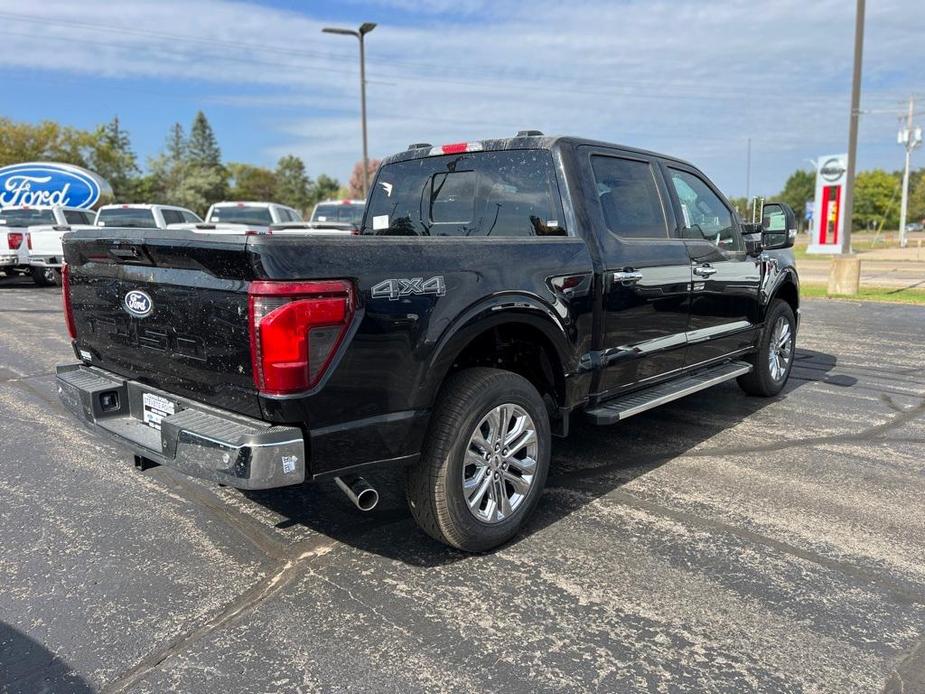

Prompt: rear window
[
  {"left": 208, "top": 205, "right": 273, "bottom": 226},
  {"left": 63, "top": 210, "right": 94, "bottom": 225},
  {"left": 312, "top": 203, "right": 363, "bottom": 225},
  {"left": 97, "top": 208, "right": 157, "bottom": 228},
  {"left": 363, "top": 150, "right": 566, "bottom": 237},
  {"left": 0, "top": 208, "right": 56, "bottom": 226}
]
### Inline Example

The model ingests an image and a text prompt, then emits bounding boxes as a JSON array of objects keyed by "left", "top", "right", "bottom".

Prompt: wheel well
[
  {"left": 773, "top": 279, "right": 800, "bottom": 315},
  {"left": 448, "top": 323, "right": 565, "bottom": 412}
]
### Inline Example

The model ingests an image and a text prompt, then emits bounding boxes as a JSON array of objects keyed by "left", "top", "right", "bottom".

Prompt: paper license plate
[{"left": 142, "top": 392, "right": 176, "bottom": 430}]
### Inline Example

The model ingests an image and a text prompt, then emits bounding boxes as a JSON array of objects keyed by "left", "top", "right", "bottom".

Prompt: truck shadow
[
  {"left": 246, "top": 349, "right": 841, "bottom": 567},
  {"left": 0, "top": 621, "right": 94, "bottom": 693}
]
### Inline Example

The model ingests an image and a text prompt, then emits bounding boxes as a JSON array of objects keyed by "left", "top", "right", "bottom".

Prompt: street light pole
[{"left": 323, "top": 22, "right": 377, "bottom": 198}]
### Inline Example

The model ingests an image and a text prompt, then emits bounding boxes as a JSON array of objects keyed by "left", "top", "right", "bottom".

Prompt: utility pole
[
  {"left": 897, "top": 96, "right": 922, "bottom": 248},
  {"left": 745, "top": 137, "right": 751, "bottom": 212},
  {"left": 322, "top": 22, "right": 377, "bottom": 198},
  {"left": 828, "top": 0, "right": 865, "bottom": 295},
  {"left": 841, "top": 0, "right": 865, "bottom": 256}
]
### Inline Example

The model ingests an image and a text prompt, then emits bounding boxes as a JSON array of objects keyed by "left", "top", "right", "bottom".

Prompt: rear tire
[
  {"left": 31, "top": 267, "right": 60, "bottom": 287},
  {"left": 737, "top": 299, "right": 796, "bottom": 397},
  {"left": 406, "top": 368, "right": 550, "bottom": 552}
]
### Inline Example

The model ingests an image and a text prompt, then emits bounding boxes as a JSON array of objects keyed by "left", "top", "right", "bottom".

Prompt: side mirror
[
  {"left": 761, "top": 202, "right": 797, "bottom": 249},
  {"left": 741, "top": 222, "right": 763, "bottom": 255}
]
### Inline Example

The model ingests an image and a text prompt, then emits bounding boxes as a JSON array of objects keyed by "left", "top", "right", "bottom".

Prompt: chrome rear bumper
[{"left": 56, "top": 364, "right": 306, "bottom": 489}]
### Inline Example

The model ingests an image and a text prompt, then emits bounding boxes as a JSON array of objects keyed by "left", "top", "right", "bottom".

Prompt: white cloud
[{"left": 0, "top": 0, "right": 922, "bottom": 194}]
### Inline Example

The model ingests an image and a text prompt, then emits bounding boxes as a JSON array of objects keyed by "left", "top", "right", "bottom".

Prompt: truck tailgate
[{"left": 64, "top": 229, "right": 261, "bottom": 417}]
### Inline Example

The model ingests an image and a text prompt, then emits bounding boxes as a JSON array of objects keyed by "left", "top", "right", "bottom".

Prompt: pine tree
[
  {"left": 187, "top": 111, "right": 222, "bottom": 167},
  {"left": 90, "top": 116, "right": 140, "bottom": 201},
  {"left": 183, "top": 111, "right": 227, "bottom": 209}
]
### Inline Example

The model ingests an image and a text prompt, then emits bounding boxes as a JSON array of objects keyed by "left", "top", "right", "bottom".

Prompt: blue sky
[{"left": 2, "top": 0, "right": 923, "bottom": 197}]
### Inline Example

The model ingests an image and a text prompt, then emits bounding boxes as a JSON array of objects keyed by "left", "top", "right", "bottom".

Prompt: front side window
[
  {"left": 591, "top": 155, "right": 667, "bottom": 239},
  {"left": 181, "top": 210, "right": 202, "bottom": 223},
  {"left": 161, "top": 209, "right": 183, "bottom": 225},
  {"left": 363, "top": 149, "right": 565, "bottom": 237},
  {"left": 669, "top": 169, "right": 741, "bottom": 251},
  {"left": 96, "top": 208, "right": 157, "bottom": 228}
]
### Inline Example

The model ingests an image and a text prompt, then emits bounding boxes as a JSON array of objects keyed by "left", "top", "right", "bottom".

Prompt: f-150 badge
[{"left": 371, "top": 276, "right": 446, "bottom": 301}]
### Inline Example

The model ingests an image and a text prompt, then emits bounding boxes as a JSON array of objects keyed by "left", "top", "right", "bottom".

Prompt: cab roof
[{"left": 380, "top": 133, "right": 696, "bottom": 170}]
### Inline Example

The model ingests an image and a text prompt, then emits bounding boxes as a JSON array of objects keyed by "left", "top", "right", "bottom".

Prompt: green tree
[
  {"left": 776, "top": 169, "right": 815, "bottom": 229},
  {"left": 184, "top": 111, "right": 227, "bottom": 209},
  {"left": 907, "top": 168, "right": 925, "bottom": 224},
  {"left": 309, "top": 174, "right": 340, "bottom": 207},
  {"left": 148, "top": 122, "right": 187, "bottom": 204},
  {"left": 228, "top": 163, "right": 277, "bottom": 200},
  {"left": 90, "top": 116, "right": 139, "bottom": 200},
  {"left": 0, "top": 118, "right": 96, "bottom": 168},
  {"left": 853, "top": 169, "right": 901, "bottom": 230},
  {"left": 273, "top": 155, "right": 312, "bottom": 212}
]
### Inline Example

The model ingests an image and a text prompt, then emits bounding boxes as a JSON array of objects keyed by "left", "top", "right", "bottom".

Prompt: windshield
[
  {"left": 311, "top": 203, "right": 364, "bottom": 225},
  {"left": 0, "top": 208, "right": 56, "bottom": 226},
  {"left": 208, "top": 206, "right": 273, "bottom": 226},
  {"left": 96, "top": 208, "right": 157, "bottom": 228}
]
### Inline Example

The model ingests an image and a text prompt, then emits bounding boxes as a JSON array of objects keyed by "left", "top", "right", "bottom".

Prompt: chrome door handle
[
  {"left": 612, "top": 271, "right": 644, "bottom": 284},
  {"left": 693, "top": 265, "right": 717, "bottom": 277}
]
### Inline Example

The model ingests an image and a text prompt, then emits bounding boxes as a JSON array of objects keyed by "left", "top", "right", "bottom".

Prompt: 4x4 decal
[{"left": 371, "top": 276, "right": 446, "bottom": 301}]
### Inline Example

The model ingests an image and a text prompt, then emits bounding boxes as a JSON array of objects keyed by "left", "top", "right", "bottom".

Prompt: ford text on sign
[{"left": 0, "top": 162, "right": 111, "bottom": 209}]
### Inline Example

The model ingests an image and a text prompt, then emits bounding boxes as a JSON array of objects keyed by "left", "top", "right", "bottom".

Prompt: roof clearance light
[{"left": 429, "top": 142, "right": 484, "bottom": 156}]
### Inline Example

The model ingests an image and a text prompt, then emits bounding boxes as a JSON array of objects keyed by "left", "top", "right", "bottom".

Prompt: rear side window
[
  {"left": 63, "top": 210, "right": 93, "bottom": 225},
  {"left": 591, "top": 155, "right": 668, "bottom": 239},
  {"left": 364, "top": 149, "right": 566, "bottom": 237},
  {"left": 96, "top": 208, "right": 157, "bottom": 228},
  {"left": 161, "top": 209, "right": 183, "bottom": 225}
]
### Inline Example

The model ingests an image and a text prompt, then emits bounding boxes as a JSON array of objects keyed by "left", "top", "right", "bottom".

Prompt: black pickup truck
[{"left": 57, "top": 132, "right": 799, "bottom": 552}]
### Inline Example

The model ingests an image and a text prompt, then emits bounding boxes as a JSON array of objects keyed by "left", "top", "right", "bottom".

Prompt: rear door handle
[
  {"left": 693, "top": 265, "right": 717, "bottom": 277},
  {"left": 612, "top": 270, "right": 644, "bottom": 285}
]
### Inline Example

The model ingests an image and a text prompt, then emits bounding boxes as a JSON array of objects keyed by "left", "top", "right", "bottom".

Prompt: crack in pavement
[{"left": 101, "top": 540, "right": 339, "bottom": 694}]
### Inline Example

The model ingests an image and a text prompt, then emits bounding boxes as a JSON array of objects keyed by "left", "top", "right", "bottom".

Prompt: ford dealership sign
[{"left": 0, "top": 162, "right": 112, "bottom": 209}]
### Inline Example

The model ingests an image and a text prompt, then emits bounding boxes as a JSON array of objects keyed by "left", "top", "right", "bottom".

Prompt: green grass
[{"left": 801, "top": 284, "right": 925, "bottom": 305}]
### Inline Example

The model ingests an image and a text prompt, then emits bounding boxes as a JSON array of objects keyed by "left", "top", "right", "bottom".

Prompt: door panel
[
  {"left": 600, "top": 241, "right": 692, "bottom": 393},
  {"left": 685, "top": 240, "right": 761, "bottom": 364},
  {"left": 584, "top": 149, "right": 692, "bottom": 396},
  {"left": 662, "top": 165, "right": 761, "bottom": 366}
]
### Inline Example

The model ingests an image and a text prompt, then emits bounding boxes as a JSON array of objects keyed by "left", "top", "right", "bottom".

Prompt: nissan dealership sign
[{"left": 0, "top": 162, "right": 112, "bottom": 209}]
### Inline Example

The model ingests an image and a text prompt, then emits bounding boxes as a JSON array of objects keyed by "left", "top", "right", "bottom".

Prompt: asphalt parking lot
[{"left": 1, "top": 274, "right": 923, "bottom": 693}]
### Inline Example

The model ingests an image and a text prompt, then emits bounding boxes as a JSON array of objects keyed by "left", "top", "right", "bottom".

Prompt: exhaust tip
[
  {"left": 355, "top": 487, "right": 379, "bottom": 511},
  {"left": 335, "top": 475, "right": 379, "bottom": 512}
]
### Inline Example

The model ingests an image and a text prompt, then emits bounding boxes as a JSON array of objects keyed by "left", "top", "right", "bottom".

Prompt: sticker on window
[{"left": 372, "top": 215, "right": 389, "bottom": 230}]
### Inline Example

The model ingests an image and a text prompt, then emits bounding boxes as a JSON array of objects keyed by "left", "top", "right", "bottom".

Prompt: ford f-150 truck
[{"left": 56, "top": 133, "right": 800, "bottom": 552}]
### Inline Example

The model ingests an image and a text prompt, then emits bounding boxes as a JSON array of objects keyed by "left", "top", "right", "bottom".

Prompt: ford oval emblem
[
  {"left": 0, "top": 161, "right": 112, "bottom": 209},
  {"left": 124, "top": 290, "right": 153, "bottom": 318}
]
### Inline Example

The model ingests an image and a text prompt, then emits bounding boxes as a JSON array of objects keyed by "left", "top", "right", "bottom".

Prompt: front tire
[
  {"left": 406, "top": 368, "right": 550, "bottom": 552},
  {"left": 737, "top": 299, "right": 796, "bottom": 396}
]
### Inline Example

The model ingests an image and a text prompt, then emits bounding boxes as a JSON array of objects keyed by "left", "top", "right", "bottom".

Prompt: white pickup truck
[
  {"left": 0, "top": 205, "right": 95, "bottom": 286},
  {"left": 26, "top": 204, "right": 202, "bottom": 286},
  {"left": 307, "top": 199, "right": 365, "bottom": 234},
  {"left": 193, "top": 201, "right": 303, "bottom": 234}
]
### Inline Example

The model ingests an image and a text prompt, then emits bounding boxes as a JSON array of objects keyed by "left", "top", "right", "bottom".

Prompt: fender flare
[
  {"left": 419, "top": 292, "right": 576, "bottom": 408},
  {"left": 762, "top": 266, "right": 800, "bottom": 320}
]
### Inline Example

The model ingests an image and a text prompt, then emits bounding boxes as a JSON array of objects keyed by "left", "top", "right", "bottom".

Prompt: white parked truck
[
  {"left": 194, "top": 201, "right": 302, "bottom": 234},
  {"left": 0, "top": 205, "right": 95, "bottom": 285},
  {"left": 307, "top": 199, "right": 364, "bottom": 234},
  {"left": 95, "top": 204, "right": 202, "bottom": 229}
]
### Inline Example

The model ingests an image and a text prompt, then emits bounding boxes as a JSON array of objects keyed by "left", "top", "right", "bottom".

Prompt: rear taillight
[
  {"left": 26, "top": 233, "right": 32, "bottom": 250},
  {"left": 248, "top": 280, "right": 354, "bottom": 395},
  {"left": 7, "top": 232, "right": 23, "bottom": 249},
  {"left": 62, "top": 263, "right": 77, "bottom": 339}
]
